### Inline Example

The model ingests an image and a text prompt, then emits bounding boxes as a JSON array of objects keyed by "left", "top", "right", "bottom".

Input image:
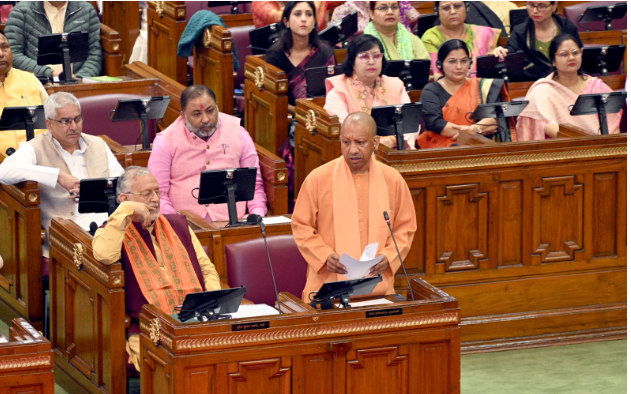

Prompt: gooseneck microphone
[
  {"left": 383, "top": 211, "right": 415, "bottom": 300},
  {"left": 247, "top": 214, "right": 283, "bottom": 314}
]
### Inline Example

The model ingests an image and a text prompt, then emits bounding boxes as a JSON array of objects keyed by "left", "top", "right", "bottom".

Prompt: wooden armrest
[
  {"left": 255, "top": 143, "right": 288, "bottom": 186},
  {"left": 557, "top": 123, "right": 594, "bottom": 138},
  {"left": 456, "top": 132, "right": 498, "bottom": 146},
  {"left": 124, "top": 314, "right": 131, "bottom": 330},
  {"left": 99, "top": 135, "right": 129, "bottom": 155},
  {"left": 180, "top": 210, "right": 212, "bottom": 230},
  {"left": 40, "top": 229, "right": 46, "bottom": 243}
]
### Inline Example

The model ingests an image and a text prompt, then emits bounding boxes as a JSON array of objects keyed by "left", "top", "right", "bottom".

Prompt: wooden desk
[
  {"left": 49, "top": 219, "right": 127, "bottom": 394},
  {"left": 507, "top": 74, "right": 626, "bottom": 100},
  {"left": 374, "top": 133, "right": 627, "bottom": 352},
  {"left": 139, "top": 281, "right": 461, "bottom": 394},
  {"left": 0, "top": 318, "right": 54, "bottom": 394}
]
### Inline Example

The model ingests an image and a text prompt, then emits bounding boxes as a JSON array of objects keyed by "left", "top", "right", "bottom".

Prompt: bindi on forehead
[{"left": 199, "top": 104, "right": 204, "bottom": 110}]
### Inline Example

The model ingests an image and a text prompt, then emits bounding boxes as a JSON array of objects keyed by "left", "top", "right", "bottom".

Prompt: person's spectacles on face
[
  {"left": 439, "top": 3, "right": 464, "bottom": 13},
  {"left": 123, "top": 190, "right": 165, "bottom": 199},
  {"left": 48, "top": 115, "right": 84, "bottom": 127},
  {"left": 525, "top": 2, "right": 553, "bottom": 11},
  {"left": 445, "top": 58, "right": 471, "bottom": 67},
  {"left": 375, "top": 4, "right": 400, "bottom": 12},
  {"left": 357, "top": 52, "right": 384, "bottom": 62},
  {"left": 555, "top": 49, "right": 582, "bottom": 60}
]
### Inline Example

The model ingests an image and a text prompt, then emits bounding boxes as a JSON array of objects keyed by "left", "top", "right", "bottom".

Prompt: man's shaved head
[
  {"left": 342, "top": 112, "right": 377, "bottom": 137},
  {"left": 340, "top": 112, "right": 380, "bottom": 174}
]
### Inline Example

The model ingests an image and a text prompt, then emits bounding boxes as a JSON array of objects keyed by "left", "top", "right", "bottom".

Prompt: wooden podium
[{"left": 139, "top": 280, "right": 461, "bottom": 394}]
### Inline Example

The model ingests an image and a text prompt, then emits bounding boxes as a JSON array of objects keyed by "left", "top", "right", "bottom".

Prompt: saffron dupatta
[{"left": 123, "top": 215, "right": 203, "bottom": 314}]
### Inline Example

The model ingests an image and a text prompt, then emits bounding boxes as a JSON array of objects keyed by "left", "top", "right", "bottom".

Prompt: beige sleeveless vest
[{"left": 30, "top": 132, "right": 110, "bottom": 257}]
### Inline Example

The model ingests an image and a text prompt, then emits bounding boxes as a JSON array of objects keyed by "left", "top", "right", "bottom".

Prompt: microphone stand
[
  {"left": 383, "top": 211, "right": 415, "bottom": 300},
  {"left": 255, "top": 217, "right": 283, "bottom": 314}
]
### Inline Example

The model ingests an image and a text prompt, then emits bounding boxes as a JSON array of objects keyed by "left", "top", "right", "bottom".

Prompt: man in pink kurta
[
  {"left": 148, "top": 85, "right": 267, "bottom": 221},
  {"left": 292, "top": 112, "right": 416, "bottom": 302}
]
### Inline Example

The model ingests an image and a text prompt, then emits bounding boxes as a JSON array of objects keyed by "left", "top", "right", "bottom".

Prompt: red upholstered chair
[
  {"left": 225, "top": 234, "right": 308, "bottom": 307},
  {"left": 78, "top": 94, "right": 156, "bottom": 146},
  {"left": 564, "top": 2, "right": 627, "bottom": 32}
]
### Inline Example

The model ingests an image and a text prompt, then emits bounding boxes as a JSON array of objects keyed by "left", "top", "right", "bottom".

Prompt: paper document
[
  {"left": 339, "top": 242, "right": 381, "bottom": 279},
  {"left": 227, "top": 304, "right": 280, "bottom": 319},
  {"left": 262, "top": 216, "right": 292, "bottom": 225}
]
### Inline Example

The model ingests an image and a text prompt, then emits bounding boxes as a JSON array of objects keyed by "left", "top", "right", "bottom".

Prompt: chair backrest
[
  {"left": 564, "top": 2, "right": 627, "bottom": 32},
  {"left": 78, "top": 93, "right": 156, "bottom": 146},
  {"left": 229, "top": 24, "right": 254, "bottom": 88},
  {"left": 226, "top": 234, "right": 308, "bottom": 306}
]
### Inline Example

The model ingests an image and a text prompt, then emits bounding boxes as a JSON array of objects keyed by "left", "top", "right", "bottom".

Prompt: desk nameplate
[
  {"left": 366, "top": 308, "right": 403, "bottom": 318},
  {"left": 232, "top": 321, "right": 271, "bottom": 332}
]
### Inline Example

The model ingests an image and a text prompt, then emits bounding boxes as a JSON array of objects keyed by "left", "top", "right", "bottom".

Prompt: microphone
[
  {"left": 383, "top": 211, "right": 415, "bottom": 300},
  {"left": 5, "top": 147, "right": 15, "bottom": 156},
  {"left": 247, "top": 214, "right": 282, "bottom": 314},
  {"left": 88, "top": 221, "right": 98, "bottom": 236}
]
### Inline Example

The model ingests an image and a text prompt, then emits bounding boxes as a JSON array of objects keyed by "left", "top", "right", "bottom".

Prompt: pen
[
  {"left": 21, "top": 95, "right": 28, "bottom": 104},
  {"left": 222, "top": 144, "right": 226, "bottom": 154}
]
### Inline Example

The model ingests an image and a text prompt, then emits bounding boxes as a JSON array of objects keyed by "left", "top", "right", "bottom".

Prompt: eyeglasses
[
  {"left": 357, "top": 51, "right": 384, "bottom": 62},
  {"left": 375, "top": 4, "right": 400, "bottom": 12},
  {"left": 525, "top": 2, "right": 553, "bottom": 11},
  {"left": 123, "top": 190, "right": 165, "bottom": 199},
  {"left": 48, "top": 115, "right": 83, "bottom": 127},
  {"left": 439, "top": 3, "right": 465, "bottom": 13},
  {"left": 445, "top": 58, "right": 471, "bottom": 66},
  {"left": 555, "top": 49, "right": 582, "bottom": 59}
]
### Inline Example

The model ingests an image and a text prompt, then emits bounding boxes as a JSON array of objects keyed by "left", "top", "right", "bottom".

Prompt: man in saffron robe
[
  {"left": 292, "top": 112, "right": 417, "bottom": 302},
  {"left": 148, "top": 85, "right": 267, "bottom": 222},
  {"left": 92, "top": 166, "right": 220, "bottom": 373}
]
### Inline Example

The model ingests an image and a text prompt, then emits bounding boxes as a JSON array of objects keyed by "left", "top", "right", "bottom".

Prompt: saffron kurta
[{"left": 292, "top": 156, "right": 416, "bottom": 302}]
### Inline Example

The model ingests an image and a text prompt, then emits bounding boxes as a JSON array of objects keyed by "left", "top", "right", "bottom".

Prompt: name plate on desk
[
  {"left": 232, "top": 321, "right": 271, "bottom": 331},
  {"left": 366, "top": 308, "right": 403, "bottom": 318}
]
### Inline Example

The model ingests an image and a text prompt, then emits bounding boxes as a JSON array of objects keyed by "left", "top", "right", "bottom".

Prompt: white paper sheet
[
  {"left": 262, "top": 216, "right": 292, "bottom": 225},
  {"left": 339, "top": 242, "right": 381, "bottom": 279},
  {"left": 227, "top": 304, "right": 280, "bottom": 319}
]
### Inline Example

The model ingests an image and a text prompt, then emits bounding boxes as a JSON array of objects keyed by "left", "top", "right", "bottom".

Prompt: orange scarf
[
  {"left": 123, "top": 215, "right": 202, "bottom": 314},
  {"left": 418, "top": 78, "right": 482, "bottom": 149},
  {"left": 332, "top": 156, "right": 390, "bottom": 260},
  {"left": 346, "top": 75, "right": 391, "bottom": 115}
]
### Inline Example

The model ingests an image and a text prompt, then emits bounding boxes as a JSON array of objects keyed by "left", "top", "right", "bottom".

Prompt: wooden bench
[{"left": 0, "top": 318, "right": 54, "bottom": 394}]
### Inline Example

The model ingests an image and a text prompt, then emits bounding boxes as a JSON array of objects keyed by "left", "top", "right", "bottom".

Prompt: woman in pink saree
[{"left": 517, "top": 34, "right": 622, "bottom": 140}]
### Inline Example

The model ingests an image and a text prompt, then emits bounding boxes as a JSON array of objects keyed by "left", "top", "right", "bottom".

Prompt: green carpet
[
  {"left": 461, "top": 340, "right": 627, "bottom": 394},
  {"left": 0, "top": 318, "right": 626, "bottom": 393}
]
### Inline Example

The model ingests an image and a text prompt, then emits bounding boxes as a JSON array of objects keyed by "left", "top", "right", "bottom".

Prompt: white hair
[
  {"left": 44, "top": 92, "right": 81, "bottom": 119},
  {"left": 116, "top": 166, "right": 152, "bottom": 200}
]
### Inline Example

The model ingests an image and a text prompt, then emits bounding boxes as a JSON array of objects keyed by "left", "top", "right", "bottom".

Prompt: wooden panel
[
  {"left": 65, "top": 272, "right": 95, "bottom": 379},
  {"left": 591, "top": 172, "right": 617, "bottom": 258},
  {"left": 100, "top": 23, "right": 124, "bottom": 76},
  {"left": 102, "top": 1, "right": 141, "bottom": 65},
  {"left": 222, "top": 13, "right": 254, "bottom": 28},
  {"left": 346, "top": 347, "right": 408, "bottom": 394},
  {"left": 0, "top": 183, "right": 43, "bottom": 332},
  {"left": 292, "top": 354, "right": 335, "bottom": 394},
  {"left": 532, "top": 176, "right": 584, "bottom": 264},
  {"left": 436, "top": 184, "right": 489, "bottom": 273},
  {"left": 419, "top": 342, "right": 451, "bottom": 394},
  {"left": 227, "top": 358, "right": 291, "bottom": 394},
  {"left": 496, "top": 181, "right": 523, "bottom": 267},
  {"left": 244, "top": 55, "right": 289, "bottom": 154}
]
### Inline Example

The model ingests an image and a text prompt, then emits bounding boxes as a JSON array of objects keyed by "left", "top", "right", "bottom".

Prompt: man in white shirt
[{"left": 0, "top": 91, "right": 124, "bottom": 258}]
